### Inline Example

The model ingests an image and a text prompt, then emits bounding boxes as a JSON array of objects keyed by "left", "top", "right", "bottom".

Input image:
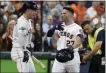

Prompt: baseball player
[
  {"left": 11, "top": 2, "right": 38, "bottom": 73},
  {"left": 47, "top": 7, "right": 84, "bottom": 73}
]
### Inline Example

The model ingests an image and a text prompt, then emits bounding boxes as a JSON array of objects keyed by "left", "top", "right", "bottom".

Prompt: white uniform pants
[
  {"left": 52, "top": 51, "right": 80, "bottom": 73},
  {"left": 11, "top": 47, "right": 36, "bottom": 73}
]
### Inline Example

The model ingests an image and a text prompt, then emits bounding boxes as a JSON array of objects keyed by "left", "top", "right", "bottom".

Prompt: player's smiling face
[
  {"left": 28, "top": 9, "right": 38, "bottom": 19},
  {"left": 61, "top": 9, "right": 70, "bottom": 22}
]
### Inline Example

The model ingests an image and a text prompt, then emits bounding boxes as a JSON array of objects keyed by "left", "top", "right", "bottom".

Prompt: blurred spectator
[
  {"left": 0, "top": 22, "right": 5, "bottom": 36},
  {"left": 53, "top": 1, "right": 64, "bottom": 17},
  {"left": 42, "top": 15, "right": 53, "bottom": 52},
  {"left": 43, "top": 1, "right": 51, "bottom": 23},
  {"left": 0, "top": 1, "right": 23, "bottom": 23},
  {"left": 91, "top": 15, "right": 104, "bottom": 28},
  {"left": 42, "top": 15, "right": 53, "bottom": 34},
  {"left": 9, "top": 1, "right": 23, "bottom": 17},
  {"left": 0, "top": 6, "right": 6, "bottom": 25},
  {"left": 32, "top": 22, "right": 42, "bottom": 52},
  {"left": 2, "top": 2, "right": 15, "bottom": 22},
  {"left": 86, "top": 1, "right": 100, "bottom": 21},
  {"left": 33, "top": 13, "right": 41, "bottom": 25},
  {"left": 67, "top": 1, "right": 77, "bottom": 5},
  {"left": 11, "top": 1, "right": 23, "bottom": 12},
  {"left": 101, "top": 14, "right": 105, "bottom": 28},
  {"left": 0, "top": 22, "right": 5, "bottom": 51},
  {"left": 51, "top": 8, "right": 62, "bottom": 26},
  {"left": 70, "top": 1, "right": 87, "bottom": 25},
  {"left": 96, "top": 2, "right": 105, "bottom": 28},
  {"left": 8, "top": 14, "right": 18, "bottom": 21},
  {"left": 43, "top": 1, "right": 66, "bottom": 23},
  {"left": 85, "top": 1, "right": 92, "bottom": 8},
  {"left": 88, "top": 2, "right": 105, "bottom": 28},
  {"left": 2, "top": 20, "right": 16, "bottom": 51}
]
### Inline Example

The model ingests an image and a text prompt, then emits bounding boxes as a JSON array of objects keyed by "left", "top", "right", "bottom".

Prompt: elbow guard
[
  {"left": 47, "top": 29, "right": 55, "bottom": 37},
  {"left": 47, "top": 24, "right": 64, "bottom": 37},
  {"left": 77, "top": 34, "right": 84, "bottom": 43}
]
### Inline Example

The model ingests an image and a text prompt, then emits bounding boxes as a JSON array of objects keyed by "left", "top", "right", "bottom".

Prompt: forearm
[
  {"left": 47, "top": 29, "right": 55, "bottom": 37},
  {"left": 86, "top": 47, "right": 100, "bottom": 58},
  {"left": 73, "top": 36, "right": 82, "bottom": 49},
  {"left": 73, "top": 42, "right": 81, "bottom": 49},
  {"left": 51, "top": 35, "right": 58, "bottom": 49}
]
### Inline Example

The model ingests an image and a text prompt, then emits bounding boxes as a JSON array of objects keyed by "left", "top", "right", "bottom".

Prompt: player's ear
[{"left": 69, "top": 12, "right": 73, "bottom": 18}]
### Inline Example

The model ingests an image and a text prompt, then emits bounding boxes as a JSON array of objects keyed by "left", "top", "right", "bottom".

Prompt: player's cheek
[{"left": 61, "top": 15, "right": 64, "bottom": 20}]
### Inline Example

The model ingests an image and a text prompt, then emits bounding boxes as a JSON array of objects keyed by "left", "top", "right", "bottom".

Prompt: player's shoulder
[
  {"left": 17, "top": 16, "right": 28, "bottom": 27},
  {"left": 73, "top": 23, "right": 82, "bottom": 29},
  {"left": 17, "top": 16, "right": 27, "bottom": 24}
]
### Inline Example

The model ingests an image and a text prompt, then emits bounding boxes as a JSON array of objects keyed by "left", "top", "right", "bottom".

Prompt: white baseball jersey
[
  {"left": 57, "top": 22, "right": 83, "bottom": 51},
  {"left": 11, "top": 15, "right": 36, "bottom": 73},
  {"left": 12, "top": 15, "right": 33, "bottom": 49}
]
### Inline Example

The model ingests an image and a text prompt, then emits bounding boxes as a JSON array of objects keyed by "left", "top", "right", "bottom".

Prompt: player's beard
[
  {"left": 61, "top": 16, "right": 68, "bottom": 23},
  {"left": 61, "top": 16, "right": 66, "bottom": 22},
  {"left": 29, "top": 14, "right": 35, "bottom": 19}
]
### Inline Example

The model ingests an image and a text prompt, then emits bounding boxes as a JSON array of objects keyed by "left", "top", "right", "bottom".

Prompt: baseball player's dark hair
[
  {"left": 18, "top": 2, "right": 27, "bottom": 16},
  {"left": 81, "top": 21, "right": 91, "bottom": 28},
  {"left": 63, "top": 6, "right": 74, "bottom": 14}
]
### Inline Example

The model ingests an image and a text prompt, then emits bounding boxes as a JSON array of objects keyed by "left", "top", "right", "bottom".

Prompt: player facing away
[
  {"left": 47, "top": 7, "right": 84, "bottom": 73},
  {"left": 11, "top": 2, "right": 38, "bottom": 73}
]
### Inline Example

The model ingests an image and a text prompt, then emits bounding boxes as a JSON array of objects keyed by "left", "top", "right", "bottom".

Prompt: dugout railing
[
  {"left": 1, "top": 52, "right": 90, "bottom": 73},
  {"left": 0, "top": 52, "right": 56, "bottom": 73}
]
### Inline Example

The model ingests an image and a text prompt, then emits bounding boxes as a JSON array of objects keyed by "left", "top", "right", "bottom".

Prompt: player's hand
[
  {"left": 80, "top": 55, "right": 88, "bottom": 65},
  {"left": 54, "top": 24, "right": 64, "bottom": 31},
  {"left": 83, "top": 56, "right": 88, "bottom": 61},
  {"left": 26, "top": 47, "right": 33, "bottom": 56},
  {"left": 26, "top": 44, "right": 33, "bottom": 56},
  {"left": 81, "top": 56, "right": 88, "bottom": 63},
  {"left": 47, "top": 24, "right": 64, "bottom": 37},
  {"left": 23, "top": 51, "right": 29, "bottom": 63}
]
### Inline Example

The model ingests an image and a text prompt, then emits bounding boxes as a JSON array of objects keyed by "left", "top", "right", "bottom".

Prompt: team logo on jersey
[
  {"left": 19, "top": 27, "right": 27, "bottom": 31},
  {"left": 59, "top": 31, "right": 74, "bottom": 39}
]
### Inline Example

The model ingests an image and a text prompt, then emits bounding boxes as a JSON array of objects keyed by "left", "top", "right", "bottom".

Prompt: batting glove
[
  {"left": 23, "top": 51, "right": 29, "bottom": 63},
  {"left": 47, "top": 24, "right": 64, "bottom": 37}
]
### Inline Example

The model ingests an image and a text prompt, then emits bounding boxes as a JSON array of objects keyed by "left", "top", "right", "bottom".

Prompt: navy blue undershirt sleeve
[{"left": 96, "top": 29, "right": 105, "bottom": 42}]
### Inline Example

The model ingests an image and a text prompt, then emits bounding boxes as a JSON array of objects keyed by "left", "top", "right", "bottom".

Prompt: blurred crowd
[{"left": 0, "top": 1, "right": 105, "bottom": 52}]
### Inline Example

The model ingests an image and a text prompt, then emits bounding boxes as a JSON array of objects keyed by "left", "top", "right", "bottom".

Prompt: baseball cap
[{"left": 63, "top": 6, "right": 74, "bottom": 14}]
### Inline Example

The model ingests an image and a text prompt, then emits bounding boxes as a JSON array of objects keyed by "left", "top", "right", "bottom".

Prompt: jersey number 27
[{"left": 66, "top": 34, "right": 74, "bottom": 46}]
